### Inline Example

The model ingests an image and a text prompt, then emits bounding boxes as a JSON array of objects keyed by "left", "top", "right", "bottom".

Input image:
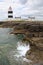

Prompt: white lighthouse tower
[{"left": 8, "top": 6, "right": 13, "bottom": 20}]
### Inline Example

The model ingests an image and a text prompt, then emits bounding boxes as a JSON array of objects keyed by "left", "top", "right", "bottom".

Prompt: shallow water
[{"left": 0, "top": 28, "right": 31, "bottom": 65}]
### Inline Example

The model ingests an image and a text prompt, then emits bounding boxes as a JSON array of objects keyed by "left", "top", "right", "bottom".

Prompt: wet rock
[
  {"left": 24, "top": 37, "right": 43, "bottom": 50},
  {"left": 26, "top": 46, "right": 43, "bottom": 64},
  {"left": 31, "top": 38, "right": 43, "bottom": 50}
]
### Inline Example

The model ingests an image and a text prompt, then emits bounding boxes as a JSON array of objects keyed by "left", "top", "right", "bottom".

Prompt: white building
[{"left": 8, "top": 6, "right": 13, "bottom": 20}]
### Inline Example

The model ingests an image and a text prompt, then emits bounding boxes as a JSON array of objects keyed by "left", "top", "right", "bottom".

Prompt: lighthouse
[{"left": 8, "top": 6, "right": 13, "bottom": 20}]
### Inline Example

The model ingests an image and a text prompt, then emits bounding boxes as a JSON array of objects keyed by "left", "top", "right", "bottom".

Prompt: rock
[
  {"left": 26, "top": 46, "right": 43, "bottom": 64},
  {"left": 31, "top": 38, "right": 43, "bottom": 50}
]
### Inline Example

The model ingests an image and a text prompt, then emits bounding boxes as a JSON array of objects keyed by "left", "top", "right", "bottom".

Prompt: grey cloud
[
  {"left": 19, "top": 0, "right": 28, "bottom": 4},
  {"left": 32, "top": 0, "right": 43, "bottom": 10},
  {"left": 30, "top": 0, "right": 43, "bottom": 18}
]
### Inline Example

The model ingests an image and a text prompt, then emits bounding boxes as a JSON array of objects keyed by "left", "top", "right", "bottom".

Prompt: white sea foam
[
  {"left": 13, "top": 41, "right": 31, "bottom": 62},
  {"left": 17, "top": 41, "right": 30, "bottom": 56}
]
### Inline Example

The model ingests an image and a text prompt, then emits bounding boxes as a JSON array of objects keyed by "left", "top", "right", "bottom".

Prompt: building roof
[{"left": 8, "top": 6, "right": 12, "bottom": 11}]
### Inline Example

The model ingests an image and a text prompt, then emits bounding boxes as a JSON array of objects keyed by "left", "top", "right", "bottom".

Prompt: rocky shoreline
[
  {"left": 10, "top": 22, "right": 43, "bottom": 64},
  {"left": 0, "top": 21, "right": 43, "bottom": 64},
  {"left": 26, "top": 46, "right": 43, "bottom": 65},
  {"left": 11, "top": 22, "right": 43, "bottom": 50}
]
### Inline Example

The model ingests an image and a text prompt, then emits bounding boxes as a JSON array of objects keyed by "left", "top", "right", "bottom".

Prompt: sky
[{"left": 0, "top": 0, "right": 43, "bottom": 21}]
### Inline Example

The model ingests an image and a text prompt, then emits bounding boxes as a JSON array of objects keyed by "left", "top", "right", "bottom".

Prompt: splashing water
[
  {"left": 17, "top": 41, "right": 30, "bottom": 56},
  {"left": 13, "top": 41, "right": 32, "bottom": 63}
]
